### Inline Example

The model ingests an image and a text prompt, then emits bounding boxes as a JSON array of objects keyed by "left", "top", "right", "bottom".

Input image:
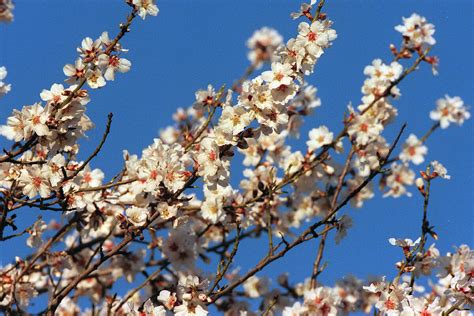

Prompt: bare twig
[
  {"left": 61, "top": 113, "right": 114, "bottom": 183},
  {"left": 310, "top": 146, "right": 355, "bottom": 288},
  {"left": 207, "top": 224, "right": 241, "bottom": 296}
]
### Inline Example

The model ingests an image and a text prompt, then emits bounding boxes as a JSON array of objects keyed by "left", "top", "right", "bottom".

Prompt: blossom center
[
  {"left": 32, "top": 115, "right": 41, "bottom": 125},
  {"left": 359, "top": 123, "right": 369, "bottom": 132},
  {"left": 274, "top": 72, "right": 284, "bottom": 81},
  {"left": 384, "top": 298, "right": 396, "bottom": 310},
  {"left": 308, "top": 31, "right": 317, "bottom": 41},
  {"left": 32, "top": 176, "right": 42, "bottom": 188},
  {"left": 109, "top": 55, "right": 120, "bottom": 67},
  {"left": 208, "top": 150, "right": 217, "bottom": 161}
]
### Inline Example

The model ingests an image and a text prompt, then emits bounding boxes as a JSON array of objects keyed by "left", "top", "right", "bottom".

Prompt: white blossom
[
  {"left": 399, "top": 134, "right": 427, "bottom": 165},
  {"left": 430, "top": 95, "right": 470, "bottom": 129},
  {"left": 0, "top": 66, "right": 11, "bottom": 97},
  {"left": 395, "top": 13, "right": 436, "bottom": 48},
  {"left": 307, "top": 125, "right": 334, "bottom": 152},
  {"left": 126, "top": 206, "right": 148, "bottom": 226},
  {"left": 431, "top": 160, "right": 450, "bottom": 179},
  {"left": 133, "top": 0, "right": 159, "bottom": 20}
]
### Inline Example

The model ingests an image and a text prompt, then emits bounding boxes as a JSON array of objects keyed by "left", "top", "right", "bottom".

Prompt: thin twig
[
  {"left": 115, "top": 261, "right": 170, "bottom": 312},
  {"left": 207, "top": 224, "right": 241, "bottom": 296},
  {"left": 61, "top": 113, "right": 113, "bottom": 183},
  {"left": 310, "top": 146, "right": 355, "bottom": 288},
  {"left": 312, "top": 0, "right": 326, "bottom": 22},
  {"left": 76, "top": 177, "right": 137, "bottom": 193}
]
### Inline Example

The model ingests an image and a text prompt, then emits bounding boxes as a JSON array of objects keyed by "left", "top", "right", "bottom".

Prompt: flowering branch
[
  {"left": 0, "top": 1, "right": 471, "bottom": 315},
  {"left": 310, "top": 146, "right": 356, "bottom": 288}
]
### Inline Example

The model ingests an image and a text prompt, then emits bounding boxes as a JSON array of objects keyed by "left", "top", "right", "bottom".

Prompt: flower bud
[
  {"left": 377, "top": 147, "right": 390, "bottom": 159},
  {"left": 389, "top": 44, "right": 398, "bottom": 56},
  {"left": 415, "top": 177, "right": 425, "bottom": 195},
  {"left": 278, "top": 273, "right": 289, "bottom": 286},
  {"left": 415, "top": 177, "right": 424, "bottom": 188},
  {"left": 429, "top": 230, "right": 439, "bottom": 240},
  {"left": 182, "top": 293, "right": 192, "bottom": 301},
  {"left": 323, "top": 164, "right": 335, "bottom": 175}
]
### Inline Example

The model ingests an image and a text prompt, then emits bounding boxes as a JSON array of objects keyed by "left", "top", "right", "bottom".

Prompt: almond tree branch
[
  {"left": 184, "top": 85, "right": 225, "bottom": 152},
  {"left": 408, "top": 164, "right": 433, "bottom": 291},
  {"left": 310, "top": 146, "right": 356, "bottom": 288},
  {"left": 207, "top": 223, "right": 241, "bottom": 296},
  {"left": 45, "top": 173, "right": 201, "bottom": 314},
  {"left": 75, "top": 177, "right": 138, "bottom": 193},
  {"left": 61, "top": 113, "right": 113, "bottom": 183},
  {"left": 208, "top": 122, "right": 406, "bottom": 304},
  {"left": 114, "top": 259, "right": 170, "bottom": 311}
]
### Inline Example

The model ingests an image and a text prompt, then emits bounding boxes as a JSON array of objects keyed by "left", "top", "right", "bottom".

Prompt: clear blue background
[{"left": 0, "top": 0, "right": 472, "bottom": 312}]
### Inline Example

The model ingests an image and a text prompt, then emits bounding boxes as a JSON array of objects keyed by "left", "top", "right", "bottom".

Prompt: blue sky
[{"left": 0, "top": 0, "right": 472, "bottom": 312}]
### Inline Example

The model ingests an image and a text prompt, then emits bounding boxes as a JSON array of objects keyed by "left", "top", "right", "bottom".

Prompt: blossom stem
[
  {"left": 419, "top": 122, "right": 440, "bottom": 143},
  {"left": 408, "top": 165, "right": 432, "bottom": 291},
  {"left": 443, "top": 299, "right": 466, "bottom": 316},
  {"left": 61, "top": 113, "right": 113, "bottom": 184},
  {"left": 312, "top": 0, "right": 326, "bottom": 22}
]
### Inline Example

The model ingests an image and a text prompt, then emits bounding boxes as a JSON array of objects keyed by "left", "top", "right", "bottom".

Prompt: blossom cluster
[
  {"left": 128, "top": 0, "right": 159, "bottom": 19},
  {"left": 63, "top": 32, "right": 131, "bottom": 89},
  {"left": 0, "top": 0, "right": 14, "bottom": 22},
  {"left": 9, "top": 243, "right": 467, "bottom": 315},
  {"left": 362, "top": 244, "right": 473, "bottom": 316},
  {"left": 430, "top": 95, "right": 471, "bottom": 129},
  {"left": 246, "top": 27, "right": 283, "bottom": 67},
  {"left": 280, "top": 242, "right": 473, "bottom": 316},
  {"left": 0, "top": 66, "right": 10, "bottom": 98}
]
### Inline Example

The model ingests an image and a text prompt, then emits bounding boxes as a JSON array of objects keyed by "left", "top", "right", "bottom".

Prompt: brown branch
[
  {"left": 312, "top": 0, "right": 326, "bottom": 22},
  {"left": 443, "top": 299, "right": 467, "bottom": 316},
  {"left": 208, "top": 223, "right": 336, "bottom": 304},
  {"left": 115, "top": 261, "right": 170, "bottom": 312},
  {"left": 208, "top": 123, "right": 406, "bottom": 304},
  {"left": 45, "top": 174, "right": 200, "bottom": 314},
  {"left": 262, "top": 295, "right": 279, "bottom": 316},
  {"left": 310, "top": 146, "right": 355, "bottom": 288},
  {"left": 1, "top": 157, "right": 46, "bottom": 165},
  {"left": 0, "top": 229, "right": 28, "bottom": 241},
  {"left": 0, "top": 136, "right": 39, "bottom": 164},
  {"left": 11, "top": 213, "right": 80, "bottom": 307},
  {"left": 408, "top": 164, "right": 433, "bottom": 291},
  {"left": 419, "top": 122, "right": 440, "bottom": 143},
  {"left": 75, "top": 177, "right": 137, "bottom": 193},
  {"left": 265, "top": 204, "right": 274, "bottom": 256},
  {"left": 61, "top": 113, "right": 113, "bottom": 183},
  {"left": 207, "top": 224, "right": 241, "bottom": 296}
]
